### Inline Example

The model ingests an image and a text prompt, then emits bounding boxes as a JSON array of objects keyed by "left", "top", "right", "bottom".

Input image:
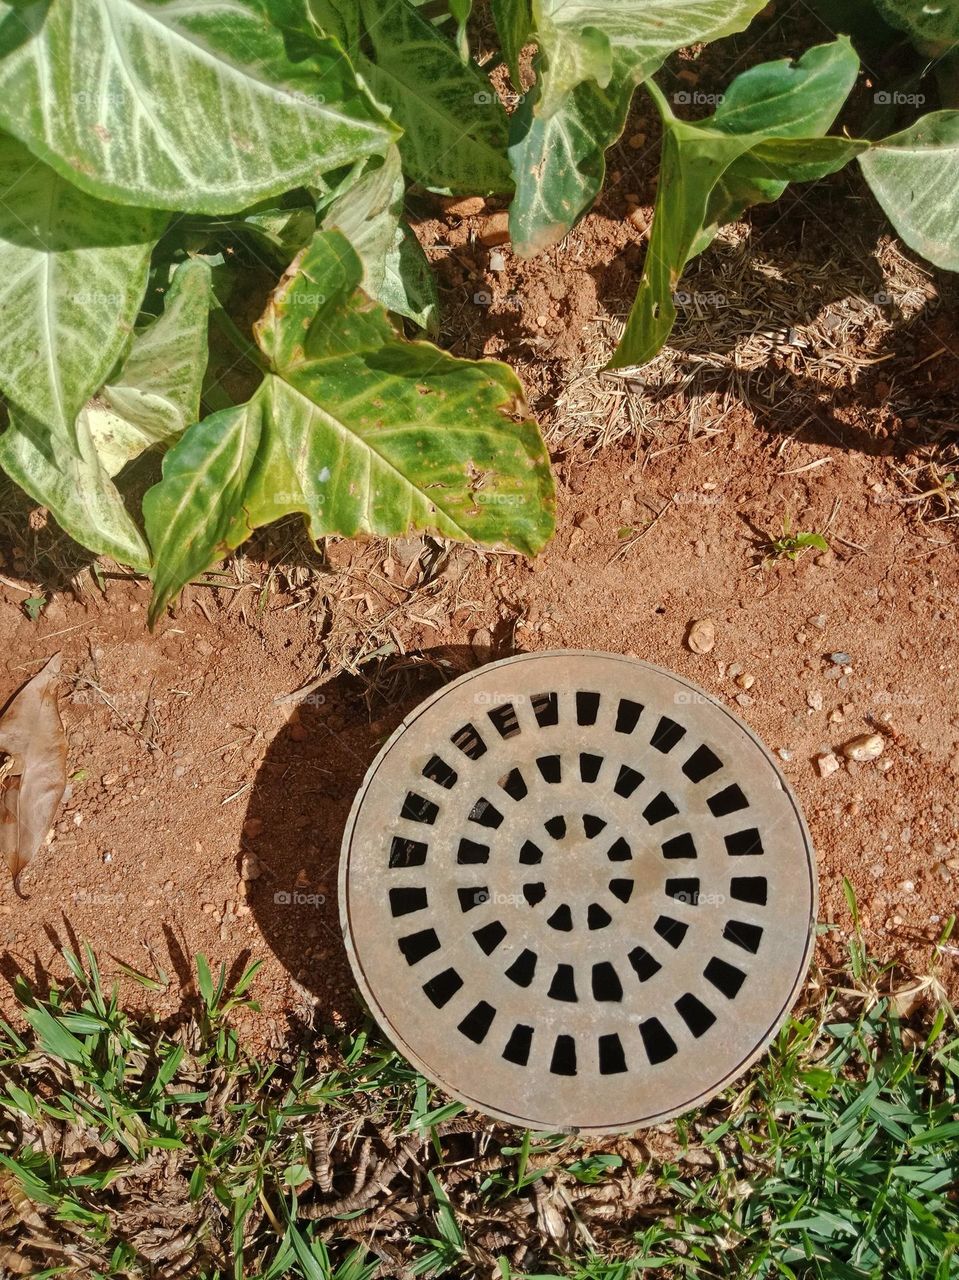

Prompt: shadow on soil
[{"left": 242, "top": 644, "right": 501, "bottom": 1021}]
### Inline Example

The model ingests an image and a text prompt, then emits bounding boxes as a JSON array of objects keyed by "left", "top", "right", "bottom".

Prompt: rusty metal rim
[{"left": 338, "top": 650, "right": 817, "bottom": 1134}]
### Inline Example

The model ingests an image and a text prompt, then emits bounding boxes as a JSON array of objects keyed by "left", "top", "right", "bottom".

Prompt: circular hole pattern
[{"left": 341, "top": 652, "right": 817, "bottom": 1133}]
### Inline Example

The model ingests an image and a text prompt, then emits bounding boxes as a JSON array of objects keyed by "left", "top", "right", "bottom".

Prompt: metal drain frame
[{"left": 339, "top": 651, "right": 817, "bottom": 1134}]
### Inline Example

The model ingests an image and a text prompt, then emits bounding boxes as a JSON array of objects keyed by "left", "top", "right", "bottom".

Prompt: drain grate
[{"left": 339, "top": 652, "right": 816, "bottom": 1133}]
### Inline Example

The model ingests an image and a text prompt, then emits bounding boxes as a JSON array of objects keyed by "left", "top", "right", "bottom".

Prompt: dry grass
[{"left": 546, "top": 225, "right": 949, "bottom": 460}]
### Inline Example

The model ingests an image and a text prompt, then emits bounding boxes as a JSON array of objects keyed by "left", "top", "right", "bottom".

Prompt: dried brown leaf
[{"left": 0, "top": 652, "right": 67, "bottom": 881}]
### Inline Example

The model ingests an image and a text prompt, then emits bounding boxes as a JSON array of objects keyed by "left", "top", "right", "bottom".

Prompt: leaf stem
[
  {"left": 210, "top": 297, "right": 269, "bottom": 375},
  {"left": 643, "top": 76, "right": 674, "bottom": 122}
]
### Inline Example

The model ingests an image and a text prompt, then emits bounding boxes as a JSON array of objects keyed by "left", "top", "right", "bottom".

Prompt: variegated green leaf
[
  {"left": 491, "top": 0, "right": 532, "bottom": 86},
  {"left": 143, "top": 401, "right": 263, "bottom": 620},
  {"left": 508, "top": 0, "right": 767, "bottom": 254},
  {"left": 0, "top": 0, "right": 396, "bottom": 213},
  {"left": 0, "top": 132, "right": 164, "bottom": 566},
  {"left": 143, "top": 230, "right": 554, "bottom": 621},
  {"left": 859, "top": 111, "right": 959, "bottom": 271},
  {"left": 611, "top": 40, "right": 862, "bottom": 368},
  {"left": 0, "top": 133, "right": 164, "bottom": 429},
  {"left": 321, "top": 146, "right": 438, "bottom": 329},
  {"left": 448, "top": 0, "right": 473, "bottom": 60},
  {"left": 232, "top": 203, "right": 319, "bottom": 267},
  {"left": 532, "top": 0, "right": 768, "bottom": 112},
  {"left": 875, "top": 0, "right": 959, "bottom": 52},
  {"left": 509, "top": 68, "right": 632, "bottom": 256},
  {"left": 82, "top": 258, "right": 213, "bottom": 476},
  {"left": 355, "top": 0, "right": 513, "bottom": 193},
  {"left": 0, "top": 408, "right": 150, "bottom": 568}
]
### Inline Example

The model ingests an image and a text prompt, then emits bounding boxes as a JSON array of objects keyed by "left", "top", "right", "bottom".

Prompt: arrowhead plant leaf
[
  {"left": 143, "top": 400, "right": 264, "bottom": 621},
  {"left": 143, "top": 230, "right": 554, "bottom": 624},
  {"left": 491, "top": 0, "right": 532, "bottom": 87},
  {"left": 81, "top": 258, "right": 214, "bottom": 477},
  {"left": 509, "top": 66, "right": 634, "bottom": 258},
  {"left": 0, "top": 131, "right": 161, "bottom": 568},
  {"left": 859, "top": 112, "right": 959, "bottom": 272},
  {"left": 508, "top": 0, "right": 768, "bottom": 255},
  {"left": 609, "top": 39, "right": 864, "bottom": 369},
  {"left": 530, "top": 0, "right": 769, "bottom": 113},
  {"left": 0, "top": 133, "right": 165, "bottom": 430},
  {"left": 356, "top": 0, "right": 513, "bottom": 193},
  {"left": 0, "top": 407, "right": 152, "bottom": 569},
  {"left": 320, "top": 146, "right": 439, "bottom": 330},
  {"left": 448, "top": 0, "right": 473, "bottom": 60},
  {"left": 311, "top": 0, "right": 513, "bottom": 194},
  {"left": 0, "top": 0, "right": 397, "bottom": 213},
  {"left": 874, "top": 0, "right": 959, "bottom": 52}
]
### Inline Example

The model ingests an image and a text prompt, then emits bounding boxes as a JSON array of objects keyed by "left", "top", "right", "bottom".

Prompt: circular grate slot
[{"left": 339, "top": 652, "right": 816, "bottom": 1133}]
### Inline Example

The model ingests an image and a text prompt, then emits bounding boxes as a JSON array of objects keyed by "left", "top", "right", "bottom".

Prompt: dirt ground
[{"left": 1, "top": 12, "right": 958, "bottom": 1047}]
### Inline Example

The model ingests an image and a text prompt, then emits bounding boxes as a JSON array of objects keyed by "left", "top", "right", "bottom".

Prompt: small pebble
[
  {"left": 736, "top": 672, "right": 755, "bottom": 690},
  {"left": 841, "top": 733, "right": 885, "bottom": 762},
  {"left": 828, "top": 651, "right": 852, "bottom": 666},
  {"left": 809, "top": 614, "right": 828, "bottom": 629},
  {"left": 202, "top": 902, "right": 216, "bottom": 914},
  {"left": 627, "top": 132, "right": 647, "bottom": 149},
  {"left": 241, "top": 853, "right": 263, "bottom": 881},
  {"left": 477, "top": 211, "right": 510, "bottom": 246},
  {"left": 535, "top": 313, "right": 548, "bottom": 327},
  {"left": 777, "top": 748, "right": 792, "bottom": 761},
  {"left": 489, "top": 249, "right": 506, "bottom": 272},
  {"left": 471, "top": 627, "right": 493, "bottom": 652},
  {"left": 735, "top": 693, "right": 753, "bottom": 708},
  {"left": 102, "top": 851, "right": 113, "bottom": 864},
  {"left": 816, "top": 752, "right": 841, "bottom": 778},
  {"left": 242, "top": 817, "right": 263, "bottom": 839},
  {"left": 686, "top": 618, "right": 716, "bottom": 655},
  {"left": 444, "top": 195, "right": 485, "bottom": 217},
  {"left": 807, "top": 690, "right": 823, "bottom": 711}
]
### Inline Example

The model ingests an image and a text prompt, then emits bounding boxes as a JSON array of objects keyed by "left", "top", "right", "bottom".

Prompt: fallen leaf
[{"left": 0, "top": 652, "right": 67, "bottom": 885}]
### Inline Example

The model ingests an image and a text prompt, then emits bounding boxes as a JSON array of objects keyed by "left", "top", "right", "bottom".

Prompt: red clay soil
[
  {"left": 1, "top": 401, "right": 957, "bottom": 1046},
  {"left": 2, "top": 12, "right": 958, "bottom": 1041}
]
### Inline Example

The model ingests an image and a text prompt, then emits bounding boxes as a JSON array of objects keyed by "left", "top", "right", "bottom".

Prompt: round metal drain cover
[{"left": 340, "top": 651, "right": 816, "bottom": 1133}]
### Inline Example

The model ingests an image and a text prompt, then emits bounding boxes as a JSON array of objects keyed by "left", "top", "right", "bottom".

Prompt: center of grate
[{"left": 339, "top": 651, "right": 816, "bottom": 1133}]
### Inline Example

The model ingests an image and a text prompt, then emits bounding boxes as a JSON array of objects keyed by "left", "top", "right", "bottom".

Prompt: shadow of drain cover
[{"left": 340, "top": 651, "right": 816, "bottom": 1134}]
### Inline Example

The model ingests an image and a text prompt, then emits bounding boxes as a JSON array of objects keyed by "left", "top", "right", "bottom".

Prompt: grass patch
[{"left": 0, "top": 936, "right": 955, "bottom": 1279}]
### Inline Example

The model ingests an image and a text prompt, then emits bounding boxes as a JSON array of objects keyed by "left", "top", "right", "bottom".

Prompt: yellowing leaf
[{"left": 143, "top": 230, "right": 555, "bottom": 623}]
